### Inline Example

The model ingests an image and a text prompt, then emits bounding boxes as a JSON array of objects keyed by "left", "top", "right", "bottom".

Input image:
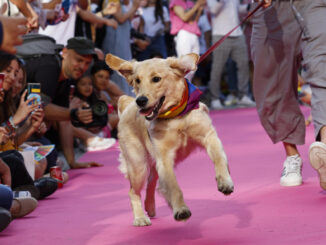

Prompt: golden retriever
[{"left": 106, "top": 53, "right": 234, "bottom": 226}]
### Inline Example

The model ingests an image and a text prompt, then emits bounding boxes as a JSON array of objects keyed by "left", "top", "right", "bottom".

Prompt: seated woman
[
  {"left": 90, "top": 60, "right": 125, "bottom": 137},
  {"left": 70, "top": 74, "right": 116, "bottom": 149},
  {"left": 0, "top": 52, "right": 58, "bottom": 199}
]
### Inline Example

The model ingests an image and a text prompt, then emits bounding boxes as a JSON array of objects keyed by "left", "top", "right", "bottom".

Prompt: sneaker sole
[
  {"left": 309, "top": 142, "right": 326, "bottom": 190},
  {"left": 280, "top": 179, "right": 303, "bottom": 187}
]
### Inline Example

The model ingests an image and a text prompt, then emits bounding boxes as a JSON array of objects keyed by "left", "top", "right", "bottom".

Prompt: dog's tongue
[{"left": 139, "top": 107, "right": 154, "bottom": 116}]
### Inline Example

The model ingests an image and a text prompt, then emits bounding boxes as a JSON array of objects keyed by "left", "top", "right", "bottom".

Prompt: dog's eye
[
  {"left": 135, "top": 78, "right": 141, "bottom": 84},
  {"left": 152, "top": 76, "right": 161, "bottom": 83}
]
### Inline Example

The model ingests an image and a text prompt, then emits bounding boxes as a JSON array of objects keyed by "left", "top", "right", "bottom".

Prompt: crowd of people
[{"left": 0, "top": 0, "right": 325, "bottom": 234}]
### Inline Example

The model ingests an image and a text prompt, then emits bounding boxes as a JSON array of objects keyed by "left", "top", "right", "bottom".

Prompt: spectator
[
  {"left": 169, "top": 0, "right": 205, "bottom": 57},
  {"left": 0, "top": 52, "right": 58, "bottom": 199},
  {"left": 251, "top": 0, "right": 326, "bottom": 189},
  {"left": 206, "top": 0, "right": 255, "bottom": 110},
  {"left": 90, "top": 60, "right": 124, "bottom": 137},
  {"left": 136, "top": 0, "right": 170, "bottom": 60},
  {"left": 23, "top": 36, "right": 112, "bottom": 168},
  {"left": 101, "top": 0, "right": 141, "bottom": 96}
]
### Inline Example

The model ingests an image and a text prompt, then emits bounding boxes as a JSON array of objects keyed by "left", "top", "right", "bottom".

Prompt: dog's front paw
[
  {"left": 133, "top": 216, "right": 152, "bottom": 227},
  {"left": 174, "top": 206, "right": 192, "bottom": 221},
  {"left": 217, "top": 177, "right": 234, "bottom": 195}
]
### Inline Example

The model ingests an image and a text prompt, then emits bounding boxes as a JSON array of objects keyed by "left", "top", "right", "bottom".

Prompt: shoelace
[{"left": 282, "top": 158, "right": 302, "bottom": 175}]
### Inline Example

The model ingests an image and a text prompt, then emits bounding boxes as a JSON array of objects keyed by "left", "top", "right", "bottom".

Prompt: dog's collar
[{"left": 157, "top": 79, "right": 202, "bottom": 119}]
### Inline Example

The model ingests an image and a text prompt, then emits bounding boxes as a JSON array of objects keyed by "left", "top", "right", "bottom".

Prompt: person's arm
[
  {"left": 104, "top": 80, "right": 124, "bottom": 107},
  {"left": 76, "top": 6, "right": 118, "bottom": 28},
  {"left": 42, "top": 0, "right": 61, "bottom": 9},
  {"left": 113, "top": 0, "right": 140, "bottom": 24},
  {"left": 173, "top": 0, "right": 206, "bottom": 23},
  {"left": 253, "top": 0, "right": 271, "bottom": 8},
  {"left": 44, "top": 103, "right": 93, "bottom": 124},
  {"left": 10, "top": 0, "right": 39, "bottom": 30}
]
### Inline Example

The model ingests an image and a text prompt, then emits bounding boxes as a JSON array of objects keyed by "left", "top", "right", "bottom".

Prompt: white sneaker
[
  {"left": 211, "top": 99, "right": 224, "bottom": 110},
  {"left": 237, "top": 95, "right": 256, "bottom": 107},
  {"left": 280, "top": 154, "right": 303, "bottom": 186},
  {"left": 309, "top": 142, "right": 326, "bottom": 190},
  {"left": 86, "top": 137, "right": 116, "bottom": 152},
  {"left": 224, "top": 94, "right": 238, "bottom": 107}
]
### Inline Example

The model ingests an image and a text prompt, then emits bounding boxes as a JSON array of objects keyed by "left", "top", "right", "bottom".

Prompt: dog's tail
[{"left": 118, "top": 95, "right": 135, "bottom": 116}]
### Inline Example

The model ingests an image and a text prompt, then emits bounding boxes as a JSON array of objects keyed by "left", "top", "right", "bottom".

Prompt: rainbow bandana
[{"left": 157, "top": 79, "right": 202, "bottom": 119}]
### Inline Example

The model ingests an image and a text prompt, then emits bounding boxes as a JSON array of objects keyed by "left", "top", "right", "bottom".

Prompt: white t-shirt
[
  {"left": 207, "top": 0, "right": 247, "bottom": 36},
  {"left": 39, "top": 0, "right": 78, "bottom": 45},
  {"left": 141, "top": 6, "right": 170, "bottom": 37}
]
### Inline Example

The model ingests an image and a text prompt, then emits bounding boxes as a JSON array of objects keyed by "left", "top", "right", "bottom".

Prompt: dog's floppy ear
[
  {"left": 105, "top": 54, "right": 133, "bottom": 82},
  {"left": 167, "top": 53, "right": 199, "bottom": 74}
]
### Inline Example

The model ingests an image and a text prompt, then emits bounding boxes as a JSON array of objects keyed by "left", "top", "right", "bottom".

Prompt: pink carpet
[{"left": 1, "top": 107, "right": 326, "bottom": 245}]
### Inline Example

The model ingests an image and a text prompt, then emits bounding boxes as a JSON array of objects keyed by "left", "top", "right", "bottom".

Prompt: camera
[{"left": 71, "top": 100, "right": 108, "bottom": 128}]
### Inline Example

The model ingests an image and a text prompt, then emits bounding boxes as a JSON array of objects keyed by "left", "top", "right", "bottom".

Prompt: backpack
[{"left": 16, "top": 33, "right": 64, "bottom": 59}]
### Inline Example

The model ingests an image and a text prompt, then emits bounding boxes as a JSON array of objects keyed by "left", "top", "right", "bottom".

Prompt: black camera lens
[{"left": 92, "top": 101, "right": 108, "bottom": 116}]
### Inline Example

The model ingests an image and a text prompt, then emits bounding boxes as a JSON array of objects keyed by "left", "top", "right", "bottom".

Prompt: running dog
[{"left": 106, "top": 53, "right": 234, "bottom": 226}]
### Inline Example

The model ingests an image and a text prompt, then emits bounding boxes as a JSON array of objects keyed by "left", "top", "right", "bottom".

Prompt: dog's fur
[{"left": 106, "top": 53, "right": 234, "bottom": 226}]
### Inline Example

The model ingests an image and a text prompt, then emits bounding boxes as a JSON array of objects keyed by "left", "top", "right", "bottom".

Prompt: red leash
[{"left": 197, "top": 1, "right": 264, "bottom": 65}]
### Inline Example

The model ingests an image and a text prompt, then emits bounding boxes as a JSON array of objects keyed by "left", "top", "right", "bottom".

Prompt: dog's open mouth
[{"left": 139, "top": 96, "right": 165, "bottom": 120}]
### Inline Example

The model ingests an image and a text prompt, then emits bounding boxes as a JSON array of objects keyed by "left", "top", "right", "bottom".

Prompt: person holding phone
[{"left": 24, "top": 37, "right": 113, "bottom": 169}]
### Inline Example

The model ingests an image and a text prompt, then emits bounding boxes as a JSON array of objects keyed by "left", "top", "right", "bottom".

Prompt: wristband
[
  {"left": 8, "top": 116, "right": 18, "bottom": 129},
  {"left": 70, "top": 108, "right": 79, "bottom": 123}
]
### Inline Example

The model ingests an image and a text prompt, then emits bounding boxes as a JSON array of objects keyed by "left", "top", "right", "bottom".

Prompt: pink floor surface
[{"left": 1, "top": 107, "right": 325, "bottom": 245}]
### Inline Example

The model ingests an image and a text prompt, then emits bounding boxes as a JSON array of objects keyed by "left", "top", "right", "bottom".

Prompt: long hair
[
  {"left": 0, "top": 52, "right": 19, "bottom": 123},
  {"left": 74, "top": 74, "right": 100, "bottom": 106},
  {"left": 154, "top": 0, "right": 165, "bottom": 23}
]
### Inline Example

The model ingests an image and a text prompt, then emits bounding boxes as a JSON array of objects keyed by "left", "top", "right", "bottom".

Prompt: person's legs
[
  {"left": 0, "top": 185, "right": 13, "bottom": 210},
  {"left": 230, "top": 35, "right": 250, "bottom": 98},
  {"left": 251, "top": 1, "right": 304, "bottom": 186},
  {"left": 209, "top": 36, "right": 232, "bottom": 109},
  {"left": 300, "top": 0, "right": 326, "bottom": 190}
]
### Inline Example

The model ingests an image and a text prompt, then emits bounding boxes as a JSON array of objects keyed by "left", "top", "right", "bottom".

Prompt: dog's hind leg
[
  {"left": 202, "top": 127, "right": 234, "bottom": 195},
  {"left": 145, "top": 165, "right": 158, "bottom": 217}
]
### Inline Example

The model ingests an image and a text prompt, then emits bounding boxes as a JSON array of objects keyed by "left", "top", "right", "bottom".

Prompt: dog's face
[{"left": 106, "top": 54, "right": 199, "bottom": 120}]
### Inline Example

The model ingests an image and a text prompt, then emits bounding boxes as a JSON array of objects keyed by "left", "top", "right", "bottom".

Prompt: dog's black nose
[{"left": 136, "top": 96, "right": 148, "bottom": 107}]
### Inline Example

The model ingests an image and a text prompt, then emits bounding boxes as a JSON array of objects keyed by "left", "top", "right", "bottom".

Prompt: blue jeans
[{"left": 0, "top": 185, "right": 13, "bottom": 210}]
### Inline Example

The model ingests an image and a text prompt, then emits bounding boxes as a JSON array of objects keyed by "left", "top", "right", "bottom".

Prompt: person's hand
[
  {"left": 105, "top": 18, "right": 118, "bottom": 29},
  {"left": 12, "top": 90, "right": 40, "bottom": 125},
  {"left": 0, "top": 127, "right": 9, "bottom": 145},
  {"left": 30, "top": 108, "right": 45, "bottom": 133},
  {"left": 102, "top": 2, "right": 120, "bottom": 16},
  {"left": 25, "top": 141, "right": 42, "bottom": 147},
  {"left": 70, "top": 161, "right": 103, "bottom": 169},
  {"left": 0, "top": 4, "right": 28, "bottom": 54},
  {"left": 132, "top": 0, "right": 141, "bottom": 9},
  {"left": 197, "top": 0, "right": 206, "bottom": 7},
  {"left": 77, "top": 102, "right": 93, "bottom": 124},
  {"left": 26, "top": 15, "right": 39, "bottom": 32},
  {"left": 254, "top": 0, "right": 271, "bottom": 8},
  {"left": 69, "top": 97, "right": 83, "bottom": 109},
  {"left": 134, "top": 38, "right": 150, "bottom": 51},
  {"left": 0, "top": 89, "right": 5, "bottom": 103},
  {"left": 0, "top": 158, "right": 11, "bottom": 186}
]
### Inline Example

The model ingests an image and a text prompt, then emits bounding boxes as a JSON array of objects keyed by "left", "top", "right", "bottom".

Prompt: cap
[{"left": 66, "top": 37, "right": 96, "bottom": 55}]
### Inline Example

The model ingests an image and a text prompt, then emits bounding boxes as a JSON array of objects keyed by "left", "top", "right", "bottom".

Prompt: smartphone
[
  {"left": 0, "top": 73, "right": 5, "bottom": 90},
  {"left": 27, "top": 83, "right": 41, "bottom": 105}
]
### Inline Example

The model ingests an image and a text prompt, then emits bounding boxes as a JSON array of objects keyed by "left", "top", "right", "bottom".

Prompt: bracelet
[
  {"left": 70, "top": 108, "right": 79, "bottom": 122},
  {"left": 8, "top": 116, "right": 18, "bottom": 129}
]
